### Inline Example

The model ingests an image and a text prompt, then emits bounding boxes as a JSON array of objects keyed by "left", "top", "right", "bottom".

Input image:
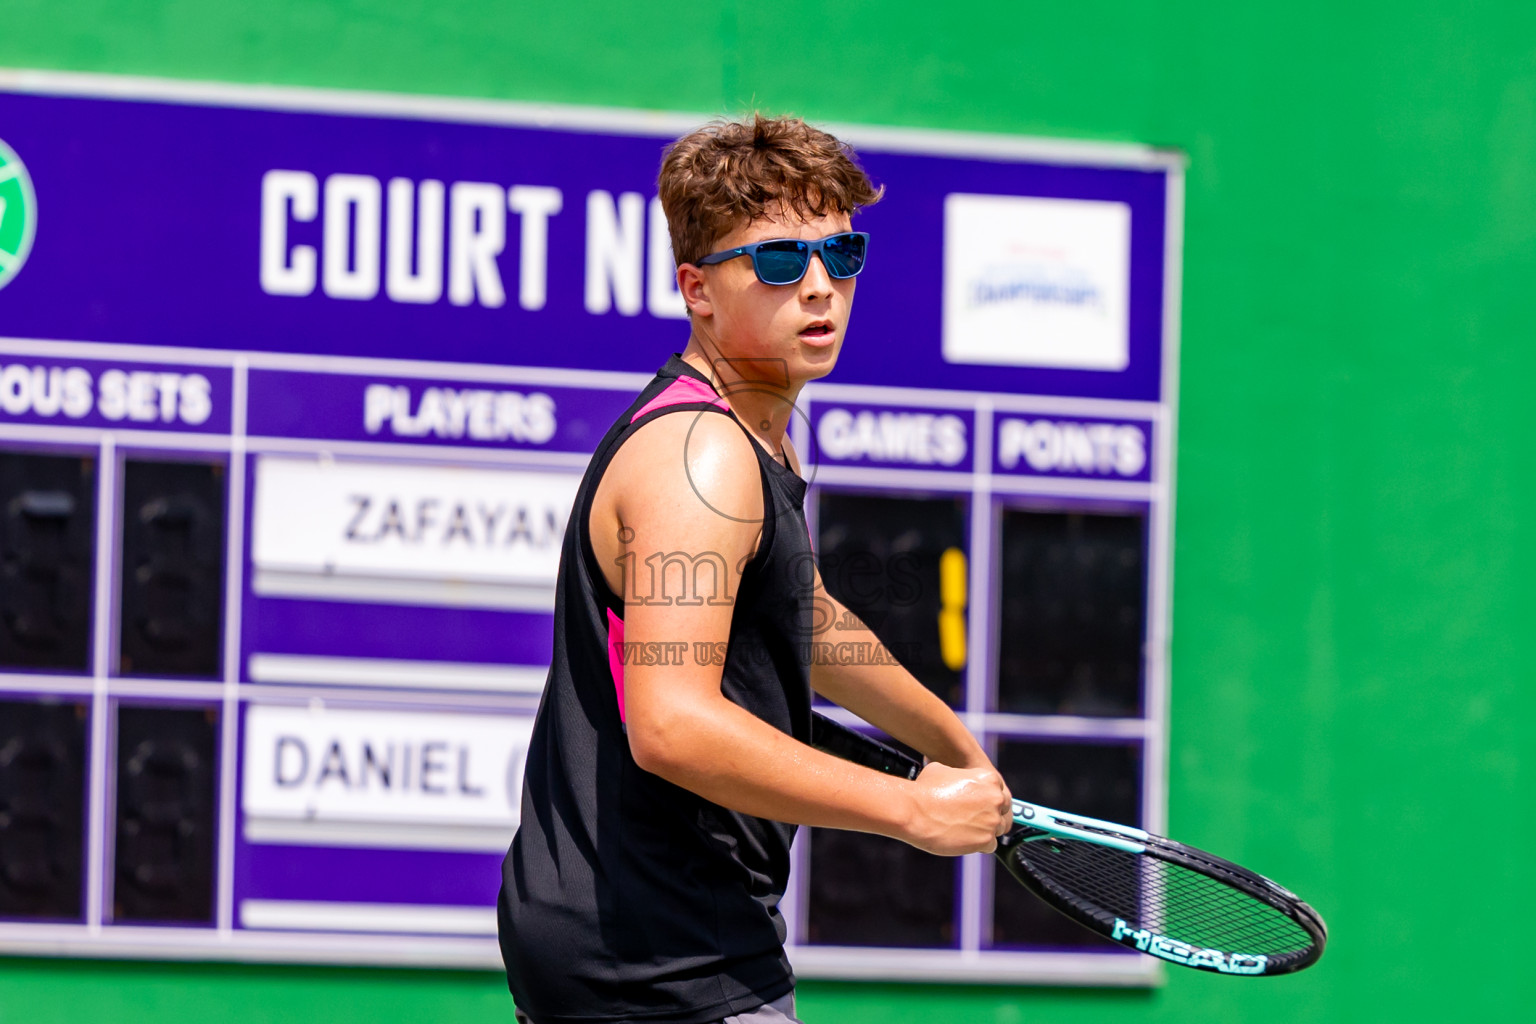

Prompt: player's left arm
[
  {"left": 807, "top": 577, "right": 988, "bottom": 771},
  {"left": 780, "top": 438, "right": 987, "bottom": 771}
]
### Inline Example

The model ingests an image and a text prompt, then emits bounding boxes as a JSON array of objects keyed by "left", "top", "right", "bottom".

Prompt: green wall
[{"left": 3, "top": 2, "right": 1531, "bottom": 1020}]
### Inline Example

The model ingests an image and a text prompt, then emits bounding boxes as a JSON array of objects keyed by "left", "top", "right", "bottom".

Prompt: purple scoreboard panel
[{"left": 0, "top": 71, "right": 1183, "bottom": 984}]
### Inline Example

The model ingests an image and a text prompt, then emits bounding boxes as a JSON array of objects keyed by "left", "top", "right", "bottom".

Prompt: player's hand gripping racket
[{"left": 811, "top": 712, "right": 1327, "bottom": 976}]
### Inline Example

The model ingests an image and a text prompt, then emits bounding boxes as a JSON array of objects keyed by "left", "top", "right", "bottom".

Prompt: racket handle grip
[{"left": 810, "top": 712, "right": 922, "bottom": 780}]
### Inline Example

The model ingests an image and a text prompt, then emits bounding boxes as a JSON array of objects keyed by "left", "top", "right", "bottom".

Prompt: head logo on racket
[
  {"left": 0, "top": 139, "right": 37, "bottom": 292},
  {"left": 1112, "top": 918, "right": 1269, "bottom": 975}
]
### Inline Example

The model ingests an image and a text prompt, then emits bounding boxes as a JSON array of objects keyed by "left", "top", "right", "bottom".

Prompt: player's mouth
[{"left": 799, "top": 320, "right": 837, "bottom": 345}]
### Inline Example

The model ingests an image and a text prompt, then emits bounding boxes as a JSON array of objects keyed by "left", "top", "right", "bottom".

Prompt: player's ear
[{"left": 678, "top": 263, "right": 712, "bottom": 318}]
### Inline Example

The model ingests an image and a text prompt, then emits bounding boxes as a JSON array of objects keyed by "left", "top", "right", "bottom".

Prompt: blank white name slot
[
  {"left": 247, "top": 653, "right": 547, "bottom": 692},
  {"left": 241, "top": 899, "right": 496, "bottom": 935}
]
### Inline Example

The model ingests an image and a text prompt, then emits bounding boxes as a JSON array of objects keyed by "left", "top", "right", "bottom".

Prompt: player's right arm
[{"left": 589, "top": 412, "right": 1011, "bottom": 855}]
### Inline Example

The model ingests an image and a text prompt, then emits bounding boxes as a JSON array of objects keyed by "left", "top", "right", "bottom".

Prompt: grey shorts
[{"left": 515, "top": 992, "right": 800, "bottom": 1024}]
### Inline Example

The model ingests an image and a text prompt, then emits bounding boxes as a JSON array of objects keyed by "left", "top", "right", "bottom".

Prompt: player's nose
[{"left": 799, "top": 252, "right": 834, "bottom": 299}]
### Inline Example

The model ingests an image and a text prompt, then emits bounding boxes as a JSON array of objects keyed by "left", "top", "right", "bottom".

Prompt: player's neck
[{"left": 678, "top": 342, "right": 801, "bottom": 453}]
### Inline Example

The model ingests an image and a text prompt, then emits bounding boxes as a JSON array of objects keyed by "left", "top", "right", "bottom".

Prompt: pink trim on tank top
[
  {"left": 606, "top": 608, "right": 627, "bottom": 722},
  {"left": 630, "top": 376, "right": 728, "bottom": 423}
]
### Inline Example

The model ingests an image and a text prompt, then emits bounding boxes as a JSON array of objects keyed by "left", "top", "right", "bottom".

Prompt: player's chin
[{"left": 794, "top": 334, "right": 842, "bottom": 377}]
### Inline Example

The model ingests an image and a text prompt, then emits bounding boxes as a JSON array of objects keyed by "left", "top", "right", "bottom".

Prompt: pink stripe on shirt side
[{"left": 606, "top": 608, "right": 627, "bottom": 722}]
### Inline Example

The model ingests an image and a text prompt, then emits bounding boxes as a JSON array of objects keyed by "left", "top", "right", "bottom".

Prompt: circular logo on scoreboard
[{"left": 0, "top": 138, "right": 38, "bottom": 291}]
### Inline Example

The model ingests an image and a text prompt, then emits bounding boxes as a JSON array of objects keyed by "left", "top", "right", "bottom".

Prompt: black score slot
[
  {"left": 806, "top": 828, "right": 957, "bottom": 948},
  {"left": 119, "top": 459, "right": 225, "bottom": 678},
  {"left": 816, "top": 492, "right": 969, "bottom": 707},
  {"left": 995, "top": 508, "right": 1146, "bottom": 716},
  {"left": 989, "top": 738, "right": 1140, "bottom": 949},
  {"left": 112, "top": 704, "right": 217, "bottom": 923},
  {"left": 0, "top": 451, "right": 96, "bottom": 672},
  {"left": 0, "top": 699, "right": 88, "bottom": 919}
]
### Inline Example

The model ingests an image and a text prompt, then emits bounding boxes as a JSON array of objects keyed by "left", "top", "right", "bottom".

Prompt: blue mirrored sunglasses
[{"left": 695, "top": 231, "right": 870, "bottom": 285}]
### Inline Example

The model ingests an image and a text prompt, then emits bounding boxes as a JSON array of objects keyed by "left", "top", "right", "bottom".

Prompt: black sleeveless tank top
[{"left": 498, "top": 355, "right": 814, "bottom": 1024}]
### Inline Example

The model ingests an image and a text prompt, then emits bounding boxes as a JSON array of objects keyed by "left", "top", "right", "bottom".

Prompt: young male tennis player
[{"left": 498, "top": 115, "right": 1013, "bottom": 1024}]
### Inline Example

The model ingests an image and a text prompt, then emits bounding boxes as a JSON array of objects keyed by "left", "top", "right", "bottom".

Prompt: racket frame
[
  {"left": 810, "top": 711, "right": 1327, "bottom": 977},
  {"left": 997, "top": 825, "right": 1327, "bottom": 975},
  {"left": 1010, "top": 800, "right": 1148, "bottom": 854}
]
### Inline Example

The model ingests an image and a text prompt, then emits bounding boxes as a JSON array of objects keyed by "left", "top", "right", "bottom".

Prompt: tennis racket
[{"left": 810, "top": 712, "right": 1328, "bottom": 976}]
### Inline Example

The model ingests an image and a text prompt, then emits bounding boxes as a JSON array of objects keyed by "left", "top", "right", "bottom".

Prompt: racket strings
[{"left": 1016, "top": 839, "right": 1314, "bottom": 956}]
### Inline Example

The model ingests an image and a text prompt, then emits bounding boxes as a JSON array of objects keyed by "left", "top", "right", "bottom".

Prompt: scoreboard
[{"left": 0, "top": 70, "right": 1183, "bottom": 984}]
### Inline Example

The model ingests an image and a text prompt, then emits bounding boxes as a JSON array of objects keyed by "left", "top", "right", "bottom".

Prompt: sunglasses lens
[
  {"left": 820, "top": 233, "right": 867, "bottom": 279},
  {"left": 753, "top": 240, "right": 810, "bottom": 284}
]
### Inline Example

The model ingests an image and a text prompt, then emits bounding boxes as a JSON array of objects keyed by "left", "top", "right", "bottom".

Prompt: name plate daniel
[{"left": 242, "top": 704, "right": 533, "bottom": 852}]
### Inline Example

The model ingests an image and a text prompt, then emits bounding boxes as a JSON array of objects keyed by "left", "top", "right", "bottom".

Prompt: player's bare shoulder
[{"left": 590, "top": 411, "right": 764, "bottom": 595}]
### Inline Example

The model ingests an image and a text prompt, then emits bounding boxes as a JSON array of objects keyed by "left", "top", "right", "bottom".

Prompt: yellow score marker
[{"left": 938, "top": 546, "right": 968, "bottom": 671}]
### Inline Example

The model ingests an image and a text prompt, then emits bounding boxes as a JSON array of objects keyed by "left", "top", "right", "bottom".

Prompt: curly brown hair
[{"left": 657, "top": 114, "right": 883, "bottom": 268}]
